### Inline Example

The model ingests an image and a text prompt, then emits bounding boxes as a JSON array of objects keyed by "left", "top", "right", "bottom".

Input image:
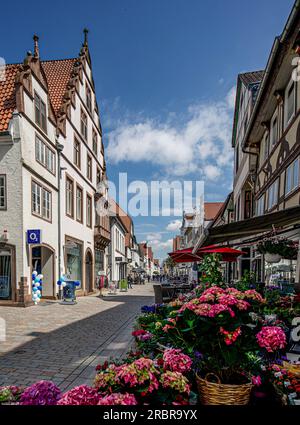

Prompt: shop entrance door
[
  {"left": 85, "top": 251, "right": 93, "bottom": 293},
  {"left": 32, "top": 246, "right": 55, "bottom": 298},
  {"left": 0, "top": 247, "right": 12, "bottom": 299}
]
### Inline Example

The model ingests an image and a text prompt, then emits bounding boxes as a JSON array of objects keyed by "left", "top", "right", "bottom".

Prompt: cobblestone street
[{"left": 0, "top": 284, "right": 153, "bottom": 391}]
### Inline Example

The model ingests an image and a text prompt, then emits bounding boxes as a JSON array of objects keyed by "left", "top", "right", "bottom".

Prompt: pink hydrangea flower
[
  {"left": 57, "top": 385, "right": 100, "bottom": 405},
  {"left": 251, "top": 375, "right": 262, "bottom": 386},
  {"left": 256, "top": 326, "right": 287, "bottom": 352},
  {"left": 163, "top": 349, "right": 192, "bottom": 374},
  {"left": 97, "top": 393, "right": 137, "bottom": 405},
  {"left": 160, "top": 371, "right": 190, "bottom": 394},
  {"left": 117, "top": 358, "right": 159, "bottom": 394}
]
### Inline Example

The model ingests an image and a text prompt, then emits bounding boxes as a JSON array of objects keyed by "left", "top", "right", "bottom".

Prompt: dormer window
[
  {"left": 86, "top": 84, "right": 92, "bottom": 113},
  {"left": 34, "top": 92, "right": 47, "bottom": 133},
  {"left": 80, "top": 109, "right": 88, "bottom": 140}
]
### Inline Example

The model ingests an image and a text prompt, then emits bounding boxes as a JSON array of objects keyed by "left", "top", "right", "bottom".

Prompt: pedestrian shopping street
[{"left": 0, "top": 284, "right": 153, "bottom": 391}]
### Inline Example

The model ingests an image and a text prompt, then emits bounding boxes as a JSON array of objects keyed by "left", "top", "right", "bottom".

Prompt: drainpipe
[{"left": 56, "top": 139, "right": 64, "bottom": 299}]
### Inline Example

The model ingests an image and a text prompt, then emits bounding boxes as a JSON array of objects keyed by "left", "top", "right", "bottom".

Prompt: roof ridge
[{"left": 41, "top": 57, "right": 77, "bottom": 63}]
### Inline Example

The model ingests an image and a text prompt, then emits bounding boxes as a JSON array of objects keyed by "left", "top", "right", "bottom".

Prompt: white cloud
[
  {"left": 106, "top": 88, "right": 235, "bottom": 178},
  {"left": 166, "top": 219, "right": 182, "bottom": 232},
  {"left": 203, "top": 164, "right": 221, "bottom": 181},
  {"left": 148, "top": 238, "right": 173, "bottom": 250}
]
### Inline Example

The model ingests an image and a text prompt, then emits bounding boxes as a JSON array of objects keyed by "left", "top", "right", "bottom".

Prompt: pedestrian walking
[{"left": 128, "top": 275, "right": 133, "bottom": 289}]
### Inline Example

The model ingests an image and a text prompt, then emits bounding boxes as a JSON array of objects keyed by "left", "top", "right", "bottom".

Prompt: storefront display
[
  {"left": 65, "top": 239, "right": 82, "bottom": 289},
  {"left": 265, "top": 259, "right": 296, "bottom": 292}
]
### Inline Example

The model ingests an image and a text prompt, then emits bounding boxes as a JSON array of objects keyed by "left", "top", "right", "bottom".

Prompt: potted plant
[
  {"left": 157, "top": 286, "right": 271, "bottom": 404},
  {"left": 257, "top": 237, "right": 298, "bottom": 262}
]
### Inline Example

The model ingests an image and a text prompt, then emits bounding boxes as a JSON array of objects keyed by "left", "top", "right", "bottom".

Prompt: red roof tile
[
  {"left": 0, "top": 59, "right": 77, "bottom": 133},
  {"left": 41, "top": 59, "right": 77, "bottom": 114},
  {"left": 204, "top": 202, "right": 224, "bottom": 221},
  {"left": 0, "top": 64, "right": 19, "bottom": 132}
]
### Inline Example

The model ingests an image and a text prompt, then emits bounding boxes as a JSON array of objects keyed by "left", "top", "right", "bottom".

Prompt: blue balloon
[
  {"left": 35, "top": 277, "right": 40, "bottom": 283},
  {"left": 38, "top": 286, "right": 42, "bottom": 290},
  {"left": 57, "top": 281, "right": 62, "bottom": 286},
  {"left": 75, "top": 281, "right": 80, "bottom": 286},
  {"left": 60, "top": 275, "right": 65, "bottom": 282},
  {"left": 38, "top": 293, "right": 42, "bottom": 298},
  {"left": 32, "top": 287, "right": 38, "bottom": 292}
]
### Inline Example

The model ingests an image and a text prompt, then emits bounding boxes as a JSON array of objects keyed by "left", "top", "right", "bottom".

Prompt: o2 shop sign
[{"left": 27, "top": 229, "right": 41, "bottom": 245}]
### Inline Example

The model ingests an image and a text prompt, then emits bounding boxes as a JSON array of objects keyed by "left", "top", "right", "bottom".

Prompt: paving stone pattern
[{"left": 0, "top": 283, "right": 154, "bottom": 390}]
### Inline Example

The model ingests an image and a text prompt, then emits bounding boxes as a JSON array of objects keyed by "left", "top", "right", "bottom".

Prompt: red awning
[{"left": 169, "top": 245, "right": 246, "bottom": 263}]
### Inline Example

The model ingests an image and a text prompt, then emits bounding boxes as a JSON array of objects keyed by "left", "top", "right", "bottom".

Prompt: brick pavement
[{"left": 0, "top": 283, "right": 154, "bottom": 390}]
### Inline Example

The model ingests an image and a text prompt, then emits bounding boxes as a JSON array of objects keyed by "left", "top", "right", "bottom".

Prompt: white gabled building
[{"left": 0, "top": 32, "right": 110, "bottom": 305}]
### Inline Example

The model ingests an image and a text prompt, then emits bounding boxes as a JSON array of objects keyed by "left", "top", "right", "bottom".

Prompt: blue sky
[{"left": 0, "top": 0, "right": 295, "bottom": 261}]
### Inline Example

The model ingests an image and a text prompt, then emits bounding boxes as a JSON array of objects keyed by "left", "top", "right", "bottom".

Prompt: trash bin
[{"left": 119, "top": 279, "right": 128, "bottom": 292}]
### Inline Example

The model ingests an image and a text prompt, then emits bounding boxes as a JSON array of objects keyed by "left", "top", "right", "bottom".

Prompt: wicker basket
[{"left": 196, "top": 373, "right": 253, "bottom": 405}]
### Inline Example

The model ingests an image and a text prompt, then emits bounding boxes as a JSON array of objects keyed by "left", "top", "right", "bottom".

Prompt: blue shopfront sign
[{"left": 27, "top": 229, "right": 41, "bottom": 245}]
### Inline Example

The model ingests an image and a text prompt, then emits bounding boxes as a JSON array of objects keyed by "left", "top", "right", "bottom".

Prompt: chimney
[{"left": 33, "top": 34, "right": 39, "bottom": 59}]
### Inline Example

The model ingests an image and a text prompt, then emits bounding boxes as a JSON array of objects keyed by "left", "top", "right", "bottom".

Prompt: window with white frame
[
  {"left": 80, "top": 110, "right": 88, "bottom": 140},
  {"left": 267, "top": 179, "right": 279, "bottom": 210},
  {"left": 256, "top": 194, "right": 265, "bottom": 216},
  {"left": 263, "top": 132, "right": 269, "bottom": 162},
  {"left": 285, "top": 79, "right": 296, "bottom": 127},
  {"left": 66, "top": 177, "right": 74, "bottom": 217},
  {"left": 35, "top": 136, "right": 55, "bottom": 174},
  {"left": 86, "top": 84, "right": 92, "bottom": 113},
  {"left": 86, "top": 194, "right": 92, "bottom": 228},
  {"left": 32, "top": 181, "right": 51, "bottom": 220},
  {"left": 92, "top": 129, "right": 98, "bottom": 156},
  {"left": 76, "top": 185, "right": 83, "bottom": 223},
  {"left": 34, "top": 92, "right": 47, "bottom": 132},
  {"left": 0, "top": 175, "right": 7, "bottom": 210},
  {"left": 270, "top": 114, "right": 278, "bottom": 148},
  {"left": 87, "top": 154, "right": 92, "bottom": 181},
  {"left": 285, "top": 157, "right": 300, "bottom": 195},
  {"left": 73, "top": 138, "right": 81, "bottom": 168}
]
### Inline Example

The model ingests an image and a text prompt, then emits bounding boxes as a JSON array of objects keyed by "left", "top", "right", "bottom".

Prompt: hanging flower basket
[
  {"left": 196, "top": 373, "right": 252, "bottom": 405},
  {"left": 264, "top": 253, "right": 282, "bottom": 263},
  {"left": 257, "top": 237, "right": 298, "bottom": 260}
]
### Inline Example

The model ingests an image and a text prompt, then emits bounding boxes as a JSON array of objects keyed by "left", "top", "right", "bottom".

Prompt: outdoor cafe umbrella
[{"left": 169, "top": 245, "right": 246, "bottom": 263}]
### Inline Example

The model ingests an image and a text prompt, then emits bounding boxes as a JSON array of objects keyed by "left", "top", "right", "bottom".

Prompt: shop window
[
  {"left": 0, "top": 175, "right": 7, "bottom": 210},
  {"left": 285, "top": 157, "right": 300, "bottom": 195},
  {"left": 65, "top": 239, "right": 82, "bottom": 288},
  {"left": 267, "top": 179, "right": 279, "bottom": 210},
  {"left": 34, "top": 92, "right": 47, "bottom": 133}
]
